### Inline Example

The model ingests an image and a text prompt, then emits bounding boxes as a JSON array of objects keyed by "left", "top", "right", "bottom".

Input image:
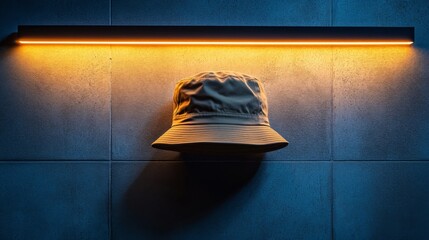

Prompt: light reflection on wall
[
  {"left": 4, "top": 45, "right": 415, "bottom": 159},
  {"left": 332, "top": 46, "right": 422, "bottom": 159},
  {"left": 1, "top": 46, "right": 111, "bottom": 158},
  {"left": 333, "top": 46, "right": 414, "bottom": 117},
  {"left": 8, "top": 46, "right": 110, "bottom": 107},
  {"left": 107, "top": 45, "right": 413, "bottom": 160},
  {"left": 110, "top": 45, "right": 336, "bottom": 159}
]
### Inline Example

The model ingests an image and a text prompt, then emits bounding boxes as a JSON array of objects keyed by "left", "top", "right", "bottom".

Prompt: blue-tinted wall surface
[{"left": 0, "top": 0, "right": 428, "bottom": 239}]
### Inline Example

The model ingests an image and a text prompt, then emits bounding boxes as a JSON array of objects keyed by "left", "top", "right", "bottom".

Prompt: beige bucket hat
[{"left": 152, "top": 71, "right": 288, "bottom": 153}]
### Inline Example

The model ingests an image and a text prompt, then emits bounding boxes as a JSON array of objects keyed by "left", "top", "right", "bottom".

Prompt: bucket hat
[{"left": 152, "top": 71, "right": 288, "bottom": 153}]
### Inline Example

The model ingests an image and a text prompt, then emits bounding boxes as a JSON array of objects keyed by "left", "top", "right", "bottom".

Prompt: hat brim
[{"left": 152, "top": 124, "right": 288, "bottom": 153}]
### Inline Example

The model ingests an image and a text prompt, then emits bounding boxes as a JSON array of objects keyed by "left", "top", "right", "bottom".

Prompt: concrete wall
[{"left": 0, "top": 0, "right": 428, "bottom": 239}]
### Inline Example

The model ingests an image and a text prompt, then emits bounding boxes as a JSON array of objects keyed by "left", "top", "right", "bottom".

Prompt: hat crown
[
  {"left": 152, "top": 71, "right": 288, "bottom": 153},
  {"left": 172, "top": 71, "right": 269, "bottom": 126}
]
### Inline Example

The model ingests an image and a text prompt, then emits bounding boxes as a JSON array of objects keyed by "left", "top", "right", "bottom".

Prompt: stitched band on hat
[{"left": 172, "top": 112, "right": 270, "bottom": 126}]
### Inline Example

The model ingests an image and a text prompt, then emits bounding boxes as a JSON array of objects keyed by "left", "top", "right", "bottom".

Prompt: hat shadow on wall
[
  {"left": 123, "top": 154, "right": 264, "bottom": 233},
  {"left": 125, "top": 79, "right": 266, "bottom": 233}
]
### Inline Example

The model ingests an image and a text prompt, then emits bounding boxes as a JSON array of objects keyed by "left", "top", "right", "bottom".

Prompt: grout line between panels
[
  {"left": 331, "top": 160, "right": 335, "bottom": 240},
  {"left": 330, "top": 1, "right": 334, "bottom": 237},
  {"left": 330, "top": 0, "right": 334, "bottom": 26},
  {"left": 0, "top": 160, "right": 428, "bottom": 163},
  {"left": 109, "top": 0, "right": 112, "bottom": 25},
  {"left": 108, "top": 42, "right": 113, "bottom": 240},
  {"left": 108, "top": 160, "right": 429, "bottom": 162},
  {"left": 110, "top": 160, "right": 333, "bottom": 163},
  {"left": 332, "top": 160, "right": 429, "bottom": 162},
  {"left": 0, "top": 160, "right": 110, "bottom": 163},
  {"left": 330, "top": 48, "right": 335, "bottom": 240}
]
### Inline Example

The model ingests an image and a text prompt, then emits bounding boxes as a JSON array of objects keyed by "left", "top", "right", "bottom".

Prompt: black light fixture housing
[{"left": 15, "top": 25, "right": 414, "bottom": 45}]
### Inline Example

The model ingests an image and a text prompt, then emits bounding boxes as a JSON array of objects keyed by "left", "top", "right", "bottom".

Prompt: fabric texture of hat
[{"left": 152, "top": 71, "right": 288, "bottom": 153}]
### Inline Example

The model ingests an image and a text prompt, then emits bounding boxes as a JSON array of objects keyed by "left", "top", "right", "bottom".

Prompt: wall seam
[
  {"left": 107, "top": 160, "right": 334, "bottom": 162},
  {"left": 330, "top": 0, "right": 333, "bottom": 26},
  {"left": 108, "top": 45, "right": 112, "bottom": 240},
  {"left": 109, "top": 0, "right": 112, "bottom": 25},
  {"left": 2, "top": 159, "right": 428, "bottom": 163},
  {"left": 108, "top": 1, "right": 113, "bottom": 239},
  {"left": 108, "top": 0, "right": 113, "bottom": 236},
  {"left": 330, "top": 48, "right": 335, "bottom": 240},
  {"left": 330, "top": 0, "right": 335, "bottom": 239}
]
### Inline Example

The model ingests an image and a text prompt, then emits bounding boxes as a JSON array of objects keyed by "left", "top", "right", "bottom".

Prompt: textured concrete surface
[
  {"left": 112, "top": 162, "right": 331, "bottom": 240},
  {"left": 112, "top": 0, "right": 330, "bottom": 26},
  {"left": 334, "top": 162, "right": 429, "bottom": 239},
  {"left": 0, "top": 162, "right": 109, "bottom": 240},
  {"left": 333, "top": 46, "right": 429, "bottom": 160},
  {"left": 1, "top": 0, "right": 429, "bottom": 239},
  {"left": 0, "top": 0, "right": 111, "bottom": 160},
  {"left": 0, "top": 0, "right": 108, "bottom": 42},
  {"left": 0, "top": 46, "right": 111, "bottom": 159},
  {"left": 333, "top": 0, "right": 429, "bottom": 160},
  {"left": 333, "top": 0, "right": 429, "bottom": 47},
  {"left": 112, "top": 46, "right": 332, "bottom": 160}
]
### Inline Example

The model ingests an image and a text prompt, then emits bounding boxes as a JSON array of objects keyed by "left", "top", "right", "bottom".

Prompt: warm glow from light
[{"left": 17, "top": 40, "right": 414, "bottom": 46}]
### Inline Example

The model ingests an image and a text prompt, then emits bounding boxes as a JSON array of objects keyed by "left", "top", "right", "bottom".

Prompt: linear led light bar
[{"left": 16, "top": 26, "right": 414, "bottom": 46}]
